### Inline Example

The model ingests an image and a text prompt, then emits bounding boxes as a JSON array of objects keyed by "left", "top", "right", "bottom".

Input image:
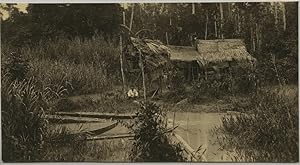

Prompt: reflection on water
[{"left": 167, "top": 112, "right": 236, "bottom": 162}]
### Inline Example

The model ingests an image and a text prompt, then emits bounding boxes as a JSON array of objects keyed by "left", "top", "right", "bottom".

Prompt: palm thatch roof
[
  {"left": 196, "top": 39, "right": 256, "bottom": 66},
  {"left": 168, "top": 39, "right": 256, "bottom": 67},
  {"left": 168, "top": 45, "right": 200, "bottom": 62},
  {"left": 129, "top": 37, "right": 170, "bottom": 71}
]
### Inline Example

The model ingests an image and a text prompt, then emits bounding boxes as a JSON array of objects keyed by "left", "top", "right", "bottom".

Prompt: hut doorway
[{"left": 183, "top": 61, "right": 201, "bottom": 82}]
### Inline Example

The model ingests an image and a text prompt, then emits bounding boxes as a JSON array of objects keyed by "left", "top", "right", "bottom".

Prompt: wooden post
[
  {"left": 214, "top": 15, "right": 218, "bottom": 38},
  {"left": 120, "top": 35, "right": 126, "bottom": 95},
  {"left": 120, "top": 4, "right": 127, "bottom": 95},
  {"left": 165, "top": 32, "right": 169, "bottom": 45},
  {"left": 139, "top": 50, "right": 147, "bottom": 102}
]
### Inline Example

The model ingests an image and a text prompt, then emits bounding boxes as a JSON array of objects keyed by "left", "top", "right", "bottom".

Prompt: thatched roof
[
  {"left": 168, "top": 45, "right": 200, "bottom": 62},
  {"left": 168, "top": 39, "right": 256, "bottom": 67},
  {"left": 196, "top": 39, "right": 256, "bottom": 65},
  {"left": 129, "top": 37, "right": 170, "bottom": 70}
]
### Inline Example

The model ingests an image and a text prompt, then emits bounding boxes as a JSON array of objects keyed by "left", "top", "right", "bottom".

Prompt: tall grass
[
  {"left": 218, "top": 86, "right": 298, "bottom": 162},
  {"left": 2, "top": 36, "right": 120, "bottom": 96},
  {"left": 1, "top": 76, "right": 65, "bottom": 161},
  {"left": 31, "top": 58, "right": 111, "bottom": 95}
]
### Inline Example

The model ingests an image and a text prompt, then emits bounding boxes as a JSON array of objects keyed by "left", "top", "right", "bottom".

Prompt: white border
[
  {"left": 0, "top": 1, "right": 299, "bottom": 165},
  {"left": 0, "top": 0, "right": 299, "bottom": 3}
]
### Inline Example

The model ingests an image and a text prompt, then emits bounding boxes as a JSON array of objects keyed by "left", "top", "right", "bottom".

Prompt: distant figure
[{"left": 127, "top": 87, "right": 138, "bottom": 99}]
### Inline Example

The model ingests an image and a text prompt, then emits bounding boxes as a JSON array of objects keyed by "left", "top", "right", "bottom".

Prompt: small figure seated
[{"left": 127, "top": 86, "right": 139, "bottom": 99}]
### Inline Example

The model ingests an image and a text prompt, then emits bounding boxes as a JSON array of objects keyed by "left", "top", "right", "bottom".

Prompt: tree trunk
[
  {"left": 129, "top": 4, "right": 134, "bottom": 30},
  {"left": 274, "top": 2, "right": 278, "bottom": 27},
  {"left": 282, "top": 2, "right": 286, "bottom": 31},
  {"left": 237, "top": 12, "right": 241, "bottom": 35},
  {"left": 122, "top": 4, "right": 126, "bottom": 26},
  {"left": 192, "top": 3, "right": 195, "bottom": 15},
  {"left": 220, "top": 3, "right": 224, "bottom": 39},
  {"left": 255, "top": 23, "right": 260, "bottom": 53},
  {"left": 228, "top": 3, "right": 232, "bottom": 20},
  {"left": 205, "top": 11, "right": 208, "bottom": 40}
]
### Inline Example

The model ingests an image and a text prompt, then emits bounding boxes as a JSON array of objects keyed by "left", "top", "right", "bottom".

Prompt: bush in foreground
[
  {"left": 1, "top": 77, "right": 65, "bottom": 161},
  {"left": 129, "top": 102, "right": 186, "bottom": 162},
  {"left": 219, "top": 87, "right": 298, "bottom": 162}
]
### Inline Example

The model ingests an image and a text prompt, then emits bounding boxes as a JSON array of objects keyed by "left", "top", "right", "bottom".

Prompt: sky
[
  {"left": 1, "top": 3, "right": 28, "bottom": 20},
  {"left": 0, "top": 3, "right": 130, "bottom": 20}
]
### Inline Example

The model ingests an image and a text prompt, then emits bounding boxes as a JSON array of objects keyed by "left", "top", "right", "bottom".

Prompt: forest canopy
[{"left": 1, "top": 3, "right": 298, "bottom": 83}]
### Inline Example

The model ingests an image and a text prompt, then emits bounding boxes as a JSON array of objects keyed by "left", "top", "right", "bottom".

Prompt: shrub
[
  {"left": 2, "top": 51, "right": 31, "bottom": 81},
  {"left": 128, "top": 102, "right": 186, "bottom": 162},
  {"left": 191, "top": 74, "right": 233, "bottom": 99},
  {"left": 219, "top": 87, "right": 298, "bottom": 162},
  {"left": 190, "top": 65, "right": 257, "bottom": 101}
]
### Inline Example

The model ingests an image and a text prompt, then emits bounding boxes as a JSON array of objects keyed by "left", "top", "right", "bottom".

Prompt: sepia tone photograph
[{"left": 0, "top": 1, "right": 298, "bottom": 163}]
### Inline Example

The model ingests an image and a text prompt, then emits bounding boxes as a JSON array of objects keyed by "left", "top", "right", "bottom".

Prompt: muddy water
[
  {"left": 167, "top": 112, "right": 235, "bottom": 162},
  {"left": 49, "top": 111, "right": 237, "bottom": 161}
]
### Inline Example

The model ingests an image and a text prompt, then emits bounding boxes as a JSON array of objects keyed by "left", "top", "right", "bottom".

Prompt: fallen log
[
  {"left": 54, "top": 112, "right": 137, "bottom": 119},
  {"left": 45, "top": 115, "right": 107, "bottom": 123}
]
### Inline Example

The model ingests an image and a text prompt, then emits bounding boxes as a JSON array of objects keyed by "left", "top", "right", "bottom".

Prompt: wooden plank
[
  {"left": 87, "top": 133, "right": 135, "bottom": 141},
  {"left": 54, "top": 112, "right": 137, "bottom": 119}
]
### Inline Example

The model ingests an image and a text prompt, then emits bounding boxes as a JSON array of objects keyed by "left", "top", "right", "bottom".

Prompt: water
[
  {"left": 167, "top": 112, "right": 235, "bottom": 162},
  {"left": 49, "top": 111, "right": 237, "bottom": 161}
]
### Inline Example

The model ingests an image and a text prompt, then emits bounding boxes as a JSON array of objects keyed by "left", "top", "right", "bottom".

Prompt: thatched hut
[
  {"left": 168, "top": 39, "right": 256, "bottom": 81},
  {"left": 168, "top": 45, "right": 202, "bottom": 81},
  {"left": 124, "top": 37, "right": 171, "bottom": 96}
]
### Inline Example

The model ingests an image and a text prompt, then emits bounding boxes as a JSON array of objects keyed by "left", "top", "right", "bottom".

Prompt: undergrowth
[
  {"left": 218, "top": 87, "right": 298, "bottom": 162},
  {"left": 127, "top": 101, "right": 186, "bottom": 162}
]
